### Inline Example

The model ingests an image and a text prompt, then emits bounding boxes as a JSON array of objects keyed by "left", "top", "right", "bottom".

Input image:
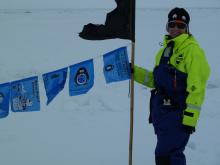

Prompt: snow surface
[{"left": 0, "top": 2, "right": 220, "bottom": 165}]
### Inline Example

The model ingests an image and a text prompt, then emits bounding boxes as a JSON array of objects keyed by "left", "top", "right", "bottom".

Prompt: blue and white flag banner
[
  {"left": 103, "top": 47, "right": 131, "bottom": 83},
  {"left": 0, "top": 83, "right": 11, "bottom": 118},
  {"left": 11, "top": 76, "right": 40, "bottom": 112},
  {"left": 69, "top": 59, "right": 94, "bottom": 96},
  {"left": 43, "top": 67, "right": 68, "bottom": 105}
]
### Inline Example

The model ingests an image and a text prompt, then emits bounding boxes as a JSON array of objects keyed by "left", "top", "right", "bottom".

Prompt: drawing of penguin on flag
[{"left": 69, "top": 59, "right": 94, "bottom": 96}]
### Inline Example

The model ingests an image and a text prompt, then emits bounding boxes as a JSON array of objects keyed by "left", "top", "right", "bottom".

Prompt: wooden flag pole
[
  {"left": 129, "top": 41, "right": 135, "bottom": 165},
  {"left": 128, "top": 0, "right": 135, "bottom": 164}
]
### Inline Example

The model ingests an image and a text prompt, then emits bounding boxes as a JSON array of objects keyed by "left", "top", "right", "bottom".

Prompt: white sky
[{"left": 0, "top": 0, "right": 220, "bottom": 9}]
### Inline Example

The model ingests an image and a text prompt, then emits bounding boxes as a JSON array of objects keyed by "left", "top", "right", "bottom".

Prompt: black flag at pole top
[{"left": 79, "top": 0, "right": 135, "bottom": 42}]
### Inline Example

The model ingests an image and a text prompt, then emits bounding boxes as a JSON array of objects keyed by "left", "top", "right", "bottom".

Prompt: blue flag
[
  {"left": 103, "top": 47, "right": 131, "bottom": 83},
  {"left": 69, "top": 59, "right": 94, "bottom": 96},
  {"left": 11, "top": 76, "right": 40, "bottom": 112},
  {"left": 0, "top": 83, "right": 11, "bottom": 118},
  {"left": 43, "top": 67, "right": 68, "bottom": 105}
]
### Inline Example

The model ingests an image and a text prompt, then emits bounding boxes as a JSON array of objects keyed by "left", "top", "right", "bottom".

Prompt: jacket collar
[{"left": 163, "top": 33, "right": 189, "bottom": 48}]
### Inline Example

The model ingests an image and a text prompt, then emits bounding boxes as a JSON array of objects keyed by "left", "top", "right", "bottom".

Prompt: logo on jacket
[{"left": 175, "top": 54, "right": 184, "bottom": 65}]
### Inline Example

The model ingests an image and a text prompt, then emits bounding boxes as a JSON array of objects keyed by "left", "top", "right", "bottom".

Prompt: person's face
[{"left": 167, "top": 21, "right": 187, "bottom": 38}]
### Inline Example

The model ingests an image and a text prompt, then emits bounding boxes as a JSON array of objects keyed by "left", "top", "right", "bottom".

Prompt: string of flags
[{"left": 0, "top": 46, "right": 131, "bottom": 119}]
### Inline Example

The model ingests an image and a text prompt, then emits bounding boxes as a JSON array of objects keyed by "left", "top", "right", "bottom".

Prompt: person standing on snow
[{"left": 133, "top": 7, "right": 210, "bottom": 165}]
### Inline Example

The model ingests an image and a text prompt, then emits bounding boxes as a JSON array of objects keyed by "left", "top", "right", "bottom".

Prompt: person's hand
[{"left": 182, "top": 107, "right": 200, "bottom": 134}]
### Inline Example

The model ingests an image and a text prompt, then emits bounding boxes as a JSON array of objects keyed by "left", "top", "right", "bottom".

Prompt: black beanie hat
[{"left": 168, "top": 7, "right": 190, "bottom": 24}]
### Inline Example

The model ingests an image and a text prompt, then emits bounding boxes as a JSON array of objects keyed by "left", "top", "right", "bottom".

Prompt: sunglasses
[{"left": 168, "top": 21, "right": 187, "bottom": 29}]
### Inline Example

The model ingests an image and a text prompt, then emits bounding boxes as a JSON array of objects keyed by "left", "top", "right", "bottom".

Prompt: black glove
[{"left": 182, "top": 125, "right": 195, "bottom": 134}]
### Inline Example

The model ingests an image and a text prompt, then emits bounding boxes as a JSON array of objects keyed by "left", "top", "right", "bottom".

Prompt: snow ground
[{"left": 0, "top": 5, "right": 220, "bottom": 165}]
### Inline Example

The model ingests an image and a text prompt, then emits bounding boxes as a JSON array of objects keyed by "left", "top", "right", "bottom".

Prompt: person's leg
[
  {"left": 155, "top": 155, "right": 170, "bottom": 165},
  {"left": 155, "top": 126, "right": 190, "bottom": 165},
  {"left": 169, "top": 133, "right": 190, "bottom": 165},
  {"left": 150, "top": 92, "right": 190, "bottom": 165}
]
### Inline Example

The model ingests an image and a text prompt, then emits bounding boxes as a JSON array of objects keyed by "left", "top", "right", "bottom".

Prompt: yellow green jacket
[{"left": 134, "top": 33, "right": 210, "bottom": 108}]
